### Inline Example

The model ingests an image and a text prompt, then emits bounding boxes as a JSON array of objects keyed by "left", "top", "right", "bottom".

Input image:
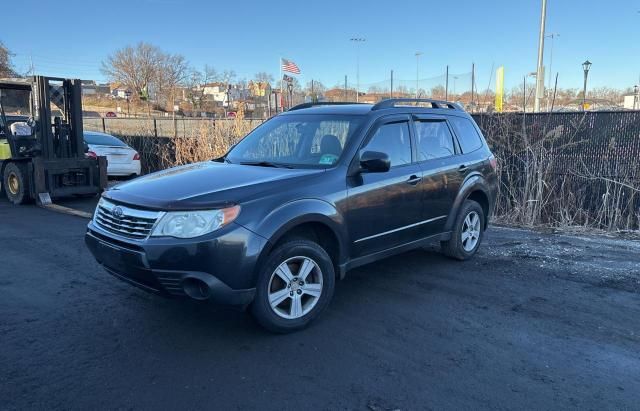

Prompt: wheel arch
[
  {"left": 251, "top": 199, "right": 348, "bottom": 282},
  {"left": 445, "top": 174, "right": 492, "bottom": 231}
]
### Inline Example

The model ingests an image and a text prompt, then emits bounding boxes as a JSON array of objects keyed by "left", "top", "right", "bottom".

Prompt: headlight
[{"left": 151, "top": 205, "right": 241, "bottom": 238}]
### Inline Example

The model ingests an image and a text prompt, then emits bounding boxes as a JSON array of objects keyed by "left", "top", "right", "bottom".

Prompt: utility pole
[
  {"left": 534, "top": 0, "right": 547, "bottom": 112},
  {"left": 390, "top": 70, "right": 394, "bottom": 98},
  {"left": 471, "top": 63, "right": 475, "bottom": 108},
  {"left": 344, "top": 75, "right": 348, "bottom": 101},
  {"left": 445, "top": 65, "right": 449, "bottom": 101},
  {"left": 415, "top": 52, "right": 423, "bottom": 98},
  {"left": 350, "top": 38, "right": 366, "bottom": 102},
  {"left": 545, "top": 33, "right": 559, "bottom": 110}
]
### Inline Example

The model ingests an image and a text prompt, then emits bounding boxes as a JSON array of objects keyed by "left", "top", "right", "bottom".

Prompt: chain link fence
[{"left": 473, "top": 111, "right": 640, "bottom": 231}]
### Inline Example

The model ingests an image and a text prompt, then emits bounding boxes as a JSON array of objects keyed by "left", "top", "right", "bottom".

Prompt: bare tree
[
  {"left": 101, "top": 42, "right": 189, "bottom": 108},
  {"left": 155, "top": 53, "right": 189, "bottom": 108},
  {"left": 254, "top": 72, "right": 274, "bottom": 84},
  {"left": 186, "top": 65, "right": 218, "bottom": 109},
  {"left": 0, "top": 41, "right": 16, "bottom": 77},
  {"left": 101, "top": 42, "right": 161, "bottom": 99}
]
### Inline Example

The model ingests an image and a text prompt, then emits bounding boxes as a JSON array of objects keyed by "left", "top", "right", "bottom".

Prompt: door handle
[
  {"left": 406, "top": 175, "right": 422, "bottom": 185},
  {"left": 458, "top": 165, "right": 469, "bottom": 173}
]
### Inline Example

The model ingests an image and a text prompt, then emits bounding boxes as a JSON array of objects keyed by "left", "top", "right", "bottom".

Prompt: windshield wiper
[{"left": 239, "top": 161, "right": 293, "bottom": 169}]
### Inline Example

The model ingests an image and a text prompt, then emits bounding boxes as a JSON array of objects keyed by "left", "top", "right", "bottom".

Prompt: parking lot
[{"left": 1, "top": 196, "right": 639, "bottom": 410}]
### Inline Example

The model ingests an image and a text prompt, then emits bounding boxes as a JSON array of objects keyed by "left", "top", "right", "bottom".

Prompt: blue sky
[{"left": 3, "top": 0, "right": 640, "bottom": 92}]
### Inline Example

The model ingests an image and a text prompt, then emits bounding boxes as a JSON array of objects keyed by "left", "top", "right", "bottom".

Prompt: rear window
[
  {"left": 448, "top": 117, "right": 483, "bottom": 153},
  {"left": 84, "top": 132, "right": 127, "bottom": 147}
]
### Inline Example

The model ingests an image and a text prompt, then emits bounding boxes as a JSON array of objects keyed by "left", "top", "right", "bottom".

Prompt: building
[{"left": 623, "top": 94, "right": 639, "bottom": 110}]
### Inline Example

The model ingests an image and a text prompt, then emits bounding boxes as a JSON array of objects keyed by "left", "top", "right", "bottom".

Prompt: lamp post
[
  {"left": 582, "top": 60, "right": 592, "bottom": 111},
  {"left": 350, "top": 38, "right": 366, "bottom": 102},
  {"left": 415, "top": 52, "right": 423, "bottom": 98}
]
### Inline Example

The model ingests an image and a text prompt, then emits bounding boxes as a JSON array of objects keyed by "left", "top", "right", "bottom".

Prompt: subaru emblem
[{"left": 112, "top": 206, "right": 124, "bottom": 219}]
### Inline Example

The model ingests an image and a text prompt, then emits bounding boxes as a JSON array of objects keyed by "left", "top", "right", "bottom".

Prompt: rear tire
[
  {"left": 3, "top": 162, "right": 31, "bottom": 205},
  {"left": 251, "top": 239, "right": 335, "bottom": 333},
  {"left": 441, "top": 200, "right": 485, "bottom": 260}
]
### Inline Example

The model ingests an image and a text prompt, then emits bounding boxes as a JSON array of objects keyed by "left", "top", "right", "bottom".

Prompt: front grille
[{"left": 94, "top": 199, "right": 163, "bottom": 239}]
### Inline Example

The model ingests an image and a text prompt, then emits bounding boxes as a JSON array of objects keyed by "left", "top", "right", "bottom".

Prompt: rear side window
[
  {"left": 448, "top": 117, "right": 483, "bottom": 153},
  {"left": 414, "top": 120, "right": 455, "bottom": 161},
  {"left": 362, "top": 121, "right": 412, "bottom": 167}
]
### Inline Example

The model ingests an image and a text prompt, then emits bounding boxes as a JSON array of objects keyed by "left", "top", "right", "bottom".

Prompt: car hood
[{"left": 103, "top": 161, "right": 325, "bottom": 210}]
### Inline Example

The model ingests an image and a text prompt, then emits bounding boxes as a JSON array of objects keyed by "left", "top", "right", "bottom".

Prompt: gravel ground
[{"left": 1, "top": 197, "right": 639, "bottom": 410}]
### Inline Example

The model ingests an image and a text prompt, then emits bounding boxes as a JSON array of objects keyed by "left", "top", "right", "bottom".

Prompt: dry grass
[{"left": 482, "top": 113, "right": 639, "bottom": 233}]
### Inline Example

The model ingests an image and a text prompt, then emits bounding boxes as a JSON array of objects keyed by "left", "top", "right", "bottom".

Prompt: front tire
[
  {"left": 251, "top": 239, "right": 335, "bottom": 333},
  {"left": 441, "top": 200, "right": 485, "bottom": 260},
  {"left": 3, "top": 162, "right": 31, "bottom": 205}
]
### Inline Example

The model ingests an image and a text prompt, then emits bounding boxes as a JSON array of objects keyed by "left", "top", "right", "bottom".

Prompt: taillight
[
  {"left": 133, "top": 152, "right": 140, "bottom": 160},
  {"left": 86, "top": 150, "right": 97, "bottom": 159},
  {"left": 489, "top": 155, "right": 497, "bottom": 170}
]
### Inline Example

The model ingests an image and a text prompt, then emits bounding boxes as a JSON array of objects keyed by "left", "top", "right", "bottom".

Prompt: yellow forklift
[{"left": 0, "top": 76, "right": 106, "bottom": 204}]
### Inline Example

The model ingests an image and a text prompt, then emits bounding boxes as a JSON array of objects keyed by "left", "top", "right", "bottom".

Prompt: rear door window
[
  {"left": 448, "top": 116, "right": 483, "bottom": 153},
  {"left": 414, "top": 120, "right": 456, "bottom": 161}
]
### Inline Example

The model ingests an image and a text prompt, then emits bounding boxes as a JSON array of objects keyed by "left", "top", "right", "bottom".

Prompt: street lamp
[
  {"left": 582, "top": 60, "right": 592, "bottom": 110},
  {"left": 415, "top": 52, "right": 423, "bottom": 98},
  {"left": 350, "top": 37, "right": 366, "bottom": 102}
]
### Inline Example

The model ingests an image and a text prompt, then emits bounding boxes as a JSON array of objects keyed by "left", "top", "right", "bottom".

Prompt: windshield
[
  {"left": 226, "top": 114, "right": 363, "bottom": 168},
  {"left": 0, "top": 88, "right": 31, "bottom": 116},
  {"left": 84, "top": 132, "right": 127, "bottom": 147}
]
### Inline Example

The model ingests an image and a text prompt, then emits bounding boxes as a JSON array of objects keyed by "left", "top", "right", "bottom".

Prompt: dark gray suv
[{"left": 85, "top": 99, "right": 498, "bottom": 332}]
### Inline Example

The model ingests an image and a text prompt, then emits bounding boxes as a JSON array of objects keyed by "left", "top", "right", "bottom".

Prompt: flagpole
[{"left": 279, "top": 57, "right": 283, "bottom": 112}]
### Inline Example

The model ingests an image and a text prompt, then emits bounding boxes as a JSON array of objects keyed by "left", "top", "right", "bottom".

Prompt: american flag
[{"left": 281, "top": 58, "right": 301, "bottom": 74}]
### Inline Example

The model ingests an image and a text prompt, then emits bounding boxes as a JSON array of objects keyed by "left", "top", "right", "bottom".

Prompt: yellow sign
[{"left": 495, "top": 66, "right": 504, "bottom": 112}]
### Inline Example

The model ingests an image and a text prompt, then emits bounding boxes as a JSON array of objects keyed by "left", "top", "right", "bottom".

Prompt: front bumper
[{"left": 85, "top": 220, "right": 267, "bottom": 305}]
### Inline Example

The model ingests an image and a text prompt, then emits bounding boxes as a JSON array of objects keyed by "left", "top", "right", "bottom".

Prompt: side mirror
[{"left": 359, "top": 151, "right": 390, "bottom": 173}]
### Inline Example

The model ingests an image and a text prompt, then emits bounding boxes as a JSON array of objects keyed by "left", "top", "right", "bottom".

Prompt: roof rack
[
  {"left": 288, "top": 101, "right": 364, "bottom": 111},
  {"left": 372, "top": 98, "right": 462, "bottom": 111}
]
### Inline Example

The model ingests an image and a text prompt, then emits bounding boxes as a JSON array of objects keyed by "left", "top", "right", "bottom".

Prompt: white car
[{"left": 84, "top": 131, "right": 141, "bottom": 178}]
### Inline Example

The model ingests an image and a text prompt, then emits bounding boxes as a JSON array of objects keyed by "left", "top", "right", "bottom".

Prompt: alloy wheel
[
  {"left": 461, "top": 211, "right": 481, "bottom": 252},
  {"left": 267, "top": 256, "right": 323, "bottom": 319}
]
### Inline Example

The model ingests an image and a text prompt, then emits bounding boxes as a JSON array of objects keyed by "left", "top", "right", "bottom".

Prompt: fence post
[
  {"left": 173, "top": 117, "right": 178, "bottom": 139},
  {"left": 153, "top": 118, "right": 158, "bottom": 138},
  {"left": 102, "top": 118, "right": 106, "bottom": 133}
]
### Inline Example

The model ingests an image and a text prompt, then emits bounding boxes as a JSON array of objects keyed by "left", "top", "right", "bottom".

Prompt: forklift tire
[{"left": 3, "top": 162, "right": 31, "bottom": 205}]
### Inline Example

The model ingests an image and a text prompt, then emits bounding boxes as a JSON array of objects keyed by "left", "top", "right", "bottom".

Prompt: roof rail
[
  {"left": 372, "top": 98, "right": 462, "bottom": 111},
  {"left": 288, "top": 101, "right": 364, "bottom": 111}
]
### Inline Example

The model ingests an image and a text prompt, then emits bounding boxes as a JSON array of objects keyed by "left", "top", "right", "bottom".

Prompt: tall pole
[
  {"left": 546, "top": 33, "right": 559, "bottom": 110},
  {"left": 344, "top": 75, "right": 348, "bottom": 101},
  {"left": 350, "top": 38, "right": 366, "bottom": 103},
  {"left": 415, "top": 52, "right": 423, "bottom": 98},
  {"left": 534, "top": 0, "right": 547, "bottom": 112},
  {"left": 279, "top": 57, "right": 282, "bottom": 113},
  {"left": 390, "top": 70, "right": 394, "bottom": 98},
  {"left": 445, "top": 65, "right": 449, "bottom": 101},
  {"left": 471, "top": 62, "right": 475, "bottom": 108},
  {"left": 582, "top": 70, "right": 588, "bottom": 110}
]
